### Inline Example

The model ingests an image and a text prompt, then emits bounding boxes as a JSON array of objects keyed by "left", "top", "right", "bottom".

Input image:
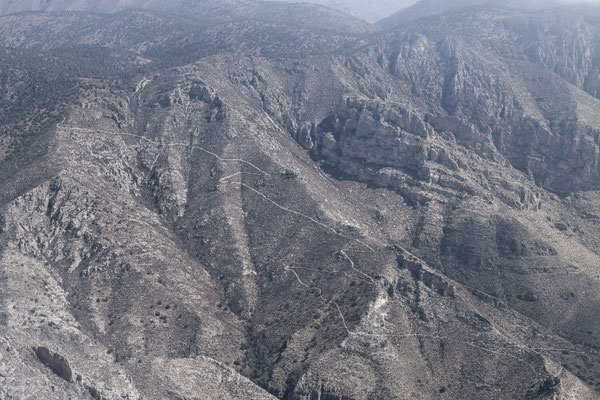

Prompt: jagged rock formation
[{"left": 1, "top": 1, "right": 600, "bottom": 399}]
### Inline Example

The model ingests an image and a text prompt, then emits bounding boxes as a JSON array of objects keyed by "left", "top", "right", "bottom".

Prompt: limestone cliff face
[{"left": 301, "top": 17, "right": 600, "bottom": 202}]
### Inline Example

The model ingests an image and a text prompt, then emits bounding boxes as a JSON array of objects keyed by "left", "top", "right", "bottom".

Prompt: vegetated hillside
[
  {"left": 0, "top": 47, "right": 80, "bottom": 163},
  {"left": 376, "top": 0, "right": 581, "bottom": 28},
  {"left": 2, "top": 2, "right": 600, "bottom": 400},
  {"left": 0, "top": 0, "right": 375, "bottom": 33}
]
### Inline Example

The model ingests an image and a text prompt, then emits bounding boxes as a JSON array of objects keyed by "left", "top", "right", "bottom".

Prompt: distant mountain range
[
  {"left": 377, "top": 0, "right": 599, "bottom": 28},
  {"left": 2, "top": 0, "right": 598, "bottom": 29},
  {"left": 277, "top": 0, "right": 417, "bottom": 23},
  {"left": 0, "top": 0, "right": 375, "bottom": 33}
]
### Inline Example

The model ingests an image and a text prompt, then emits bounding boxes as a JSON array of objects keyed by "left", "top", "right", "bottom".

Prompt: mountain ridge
[
  {"left": 277, "top": 0, "right": 417, "bottom": 23},
  {"left": 376, "top": 0, "right": 595, "bottom": 28},
  {"left": 0, "top": 0, "right": 376, "bottom": 33},
  {"left": 1, "top": 1, "right": 600, "bottom": 399}
]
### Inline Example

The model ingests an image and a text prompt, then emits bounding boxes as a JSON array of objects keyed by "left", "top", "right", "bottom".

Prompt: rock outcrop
[{"left": 34, "top": 347, "right": 73, "bottom": 382}]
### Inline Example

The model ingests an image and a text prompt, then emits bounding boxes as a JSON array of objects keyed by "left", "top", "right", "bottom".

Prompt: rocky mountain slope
[
  {"left": 376, "top": 0, "right": 592, "bottom": 28},
  {"left": 0, "top": 0, "right": 374, "bottom": 34},
  {"left": 0, "top": 10, "right": 366, "bottom": 62},
  {"left": 2, "top": 2, "right": 600, "bottom": 400}
]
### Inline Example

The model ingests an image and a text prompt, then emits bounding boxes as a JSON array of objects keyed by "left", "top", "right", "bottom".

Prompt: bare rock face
[{"left": 303, "top": 23, "right": 600, "bottom": 204}]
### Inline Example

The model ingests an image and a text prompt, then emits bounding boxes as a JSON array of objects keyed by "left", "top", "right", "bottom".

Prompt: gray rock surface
[{"left": 1, "top": 2, "right": 600, "bottom": 399}]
